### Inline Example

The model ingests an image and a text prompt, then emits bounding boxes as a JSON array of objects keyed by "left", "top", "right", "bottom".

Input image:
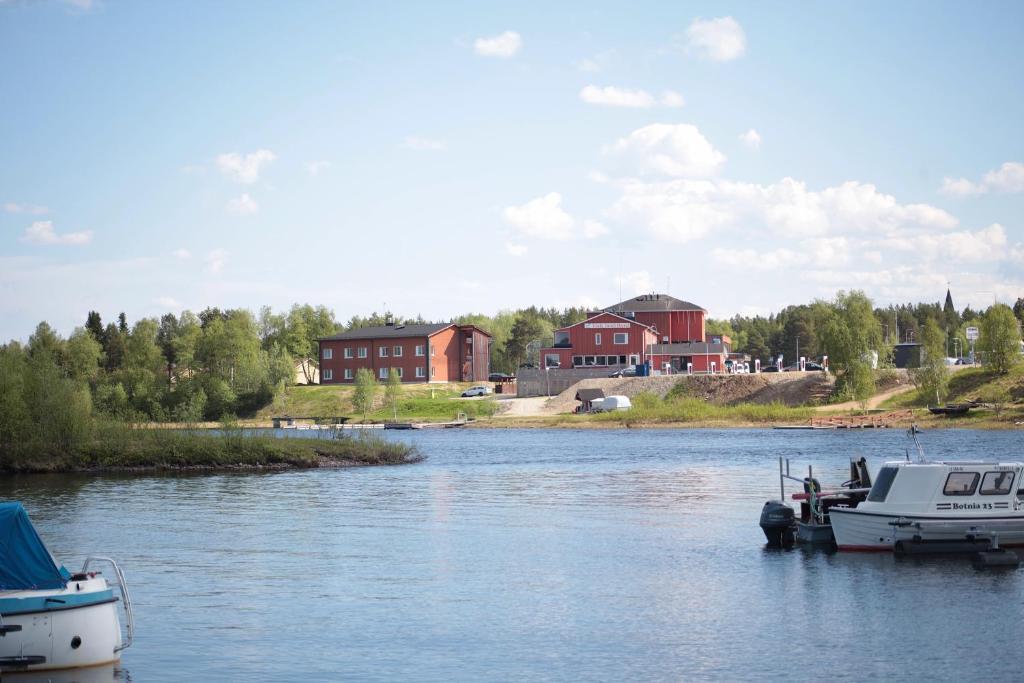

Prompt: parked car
[
  {"left": 783, "top": 362, "right": 825, "bottom": 372},
  {"left": 608, "top": 365, "right": 638, "bottom": 378},
  {"left": 518, "top": 363, "right": 537, "bottom": 370},
  {"left": 461, "top": 385, "right": 492, "bottom": 397},
  {"left": 591, "top": 395, "right": 632, "bottom": 412},
  {"left": 488, "top": 372, "right": 514, "bottom": 382},
  {"left": 761, "top": 365, "right": 780, "bottom": 373}
]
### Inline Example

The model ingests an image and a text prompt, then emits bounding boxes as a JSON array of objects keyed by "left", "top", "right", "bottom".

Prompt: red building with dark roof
[
  {"left": 541, "top": 294, "right": 731, "bottom": 373},
  {"left": 317, "top": 322, "right": 491, "bottom": 384}
]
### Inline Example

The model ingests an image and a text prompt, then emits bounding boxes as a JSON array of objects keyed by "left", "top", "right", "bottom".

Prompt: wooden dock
[{"left": 810, "top": 410, "right": 914, "bottom": 429}]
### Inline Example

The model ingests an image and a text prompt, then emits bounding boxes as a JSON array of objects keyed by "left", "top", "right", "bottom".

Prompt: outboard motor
[{"left": 760, "top": 500, "right": 795, "bottom": 547}]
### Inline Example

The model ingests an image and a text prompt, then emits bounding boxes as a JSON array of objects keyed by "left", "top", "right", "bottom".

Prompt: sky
[{"left": 1, "top": 1, "right": 1023, "bottom": 341}]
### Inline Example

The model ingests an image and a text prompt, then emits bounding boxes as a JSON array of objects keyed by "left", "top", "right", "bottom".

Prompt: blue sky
[{"left": 2, "top": 1, "right": 1022, "bottom": 340}]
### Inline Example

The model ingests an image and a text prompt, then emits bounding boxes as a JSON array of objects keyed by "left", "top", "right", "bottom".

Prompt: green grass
[
  {"left": 558, "top": 392, "right": 815, "bottom": 426},
  {"left": 0, "top": 424, "right": 421, "bottom": 472},
  {"left": 258, "top": 382, "right": 479, "bottom": 422},
  {"left": 368, "top": 395, "right": 498, "bottom": 422}
]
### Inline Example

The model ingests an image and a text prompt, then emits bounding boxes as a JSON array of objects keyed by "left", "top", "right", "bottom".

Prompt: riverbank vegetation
[
  {"left": 0, "top": 340, "right": 420, "bottom": 472},
  {"left": 560, "top": 392, "right": 815, "bottom": 426}
]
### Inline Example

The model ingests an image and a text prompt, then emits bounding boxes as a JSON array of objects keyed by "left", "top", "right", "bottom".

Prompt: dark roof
[
  {"left": 603, "top": 293, "right": 707, "bottom": 313},
  {"left": 318, "top": 323, "right": 452, "bottom": 341},
  {"left": 575, "top": 388, "right": 605, "bottom": 402}
]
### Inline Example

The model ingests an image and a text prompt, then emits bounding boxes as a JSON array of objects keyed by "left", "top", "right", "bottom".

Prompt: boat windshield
[{"left": 867, "top": 466, "right": 899, "bottom": 502}]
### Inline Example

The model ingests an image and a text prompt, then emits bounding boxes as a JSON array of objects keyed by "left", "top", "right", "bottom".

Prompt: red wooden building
[
  {"left": 540, "top": 294, "right": 731, "bottom": 373},
  {"left": 317, "top": 322, "right": 492, "bottom": 384}
]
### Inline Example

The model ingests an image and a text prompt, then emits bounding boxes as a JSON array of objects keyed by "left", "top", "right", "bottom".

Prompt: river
[{"left": 3, "top": 428, "right": 1023, "bottom": 682}]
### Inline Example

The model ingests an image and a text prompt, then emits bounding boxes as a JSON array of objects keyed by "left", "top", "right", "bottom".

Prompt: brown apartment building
[{"left": 317, "top": 322, "right": 492, "bottom": 384}]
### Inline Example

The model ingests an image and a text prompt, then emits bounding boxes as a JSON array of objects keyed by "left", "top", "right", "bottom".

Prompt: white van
[{"left": 595, "top": 395, "right": 632, "bottom": 412}]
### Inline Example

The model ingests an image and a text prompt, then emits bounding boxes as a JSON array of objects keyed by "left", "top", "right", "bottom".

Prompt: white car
[{"left": 461, "top": 385, "right": 492, "bottom": 397}]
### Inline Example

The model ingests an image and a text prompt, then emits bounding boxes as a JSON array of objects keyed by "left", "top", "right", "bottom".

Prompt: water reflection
[{"left": 2, "top": 429, "right": 1022, "bottom": 681}]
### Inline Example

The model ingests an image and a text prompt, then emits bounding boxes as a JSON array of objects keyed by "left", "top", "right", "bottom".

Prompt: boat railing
[{"left": 82, "top": 556, "right": 134, "bottom": 652}]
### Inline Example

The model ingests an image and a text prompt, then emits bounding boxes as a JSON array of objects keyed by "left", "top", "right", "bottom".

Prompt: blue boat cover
[{"left": 0, "top": 502, "right": 67, "bottom": 590}]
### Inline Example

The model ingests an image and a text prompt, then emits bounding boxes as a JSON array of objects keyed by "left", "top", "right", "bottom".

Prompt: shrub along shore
[{"left": 0, "top": 426, "right": 421, "bottom": 474}]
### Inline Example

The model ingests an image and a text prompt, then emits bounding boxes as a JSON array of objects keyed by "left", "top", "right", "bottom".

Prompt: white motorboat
[
  {"left": 830, "top": 455, "right": 1024, "bottom": 552},
  {"left": 0, "top": 502, "right": 134, "bottom": 673}
]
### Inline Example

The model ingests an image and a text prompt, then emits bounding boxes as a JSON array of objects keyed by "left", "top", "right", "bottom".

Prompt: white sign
[
  {"left": 584, "top": 322, "right": 631, "bottom": 329},
  {"left": 966, "top": 326, "right": 979, "bottom": 341}
]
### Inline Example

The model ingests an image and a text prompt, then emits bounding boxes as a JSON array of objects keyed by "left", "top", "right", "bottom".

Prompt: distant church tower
[{"left": 943, "top": 287, "right": 958, "bottom": 332}]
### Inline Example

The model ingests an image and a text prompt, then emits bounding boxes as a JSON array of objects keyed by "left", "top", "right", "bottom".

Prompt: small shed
[{"left": 575, "top": 388, "right": 605, "bottom": 413}]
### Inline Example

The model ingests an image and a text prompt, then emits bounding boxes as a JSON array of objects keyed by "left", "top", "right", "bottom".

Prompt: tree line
[{"left": 1, "top": 295, "right": 1019, "bottom": 425}]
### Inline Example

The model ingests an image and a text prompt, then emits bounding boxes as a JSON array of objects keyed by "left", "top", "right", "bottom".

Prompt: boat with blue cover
[{"left": 0, "top": 502, "right": 134, "bottom": 673}]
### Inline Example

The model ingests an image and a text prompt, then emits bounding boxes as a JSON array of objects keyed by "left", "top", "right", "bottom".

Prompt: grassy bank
[
  {"left": 545, "top": 393, "right": 816, "bottom": 427},
  {"left": 258, "top": 382, "right": 495, "bottom": 424},
  {"left": 0, "top": 425, "right": 422, "bottom": 473}
]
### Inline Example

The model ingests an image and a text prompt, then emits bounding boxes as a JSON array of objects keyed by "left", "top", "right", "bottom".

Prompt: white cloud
[
  {"left": 306, "top": 160, "right": 331, "bottom": 176},
  {"left": 503, "top": 192, "right": 575, "bottom": 241},
  {"left": 5, "top": 202, "right": 49, "bottom": 215},
  {"left": 739, "top": 129, "right": 761, "bottom": 149},
  {"left": 609, "top": 176, "right": 958, "bottom": 244},
  {"left": 582, "top": 220, "right": 610, "bottom": 238},
  {"left": 227, "top": 193, "right": 259, "bottom": 215},
  {"left": 22, "top": 221, "right": 93, "bottom": 246},
  {"left": 660, "top": 90, "right": 686, "bottom": 108},
  {"left": 216, "top": 149, "right": 276, "bottom": 184},
  {"left": 864, "top": 250, "right": 883, "bottom": 264},
  {"left": 474, "top": 31, "right": 522, "bottom": 58},
  {"left": 575, "top": 51, "right": 615, "bottom": 73},
  {"left": 881, "top": 223, "right": 1009, "bottom": 264},
  {"left": 206, "top": 249, "right": 227, "bottom": 274},
  {"left": 155, "top": 296, "right": 182, "bottom": 309},
  {"left": 686, "top": 16, "right": 746, "bottom": 62},
  {"left": 940, "top": 177, "right": 983, "bottom": 197},
  {"left": 983, "top": 162, "right": 1024, "bottom": 193},
  {"left": 504, "top": 242, "right": 528, "bottom": 257},
  {"left": 712, "top": 247, "right": 807, "bottom": 271},
  {"left": 580, "top": 86, "right": 685, "bottom": 109},
  {"left": 940, "top": 161, "right": 1024, "bottom": 196},
  {"left": 614, "top": 271, "right": 654, "bottom": 296},
  {"left": 403, "top": 136, "right": 446, "bottom": 151},
  {"left": 172, "top": 248, "right": 191, "bottom": 259},
  {"left": 580, "top": 85, "right": 656, "bottom": 108},
  {"left": 604, "top": 123, "right": 726, "bottom": 178}
]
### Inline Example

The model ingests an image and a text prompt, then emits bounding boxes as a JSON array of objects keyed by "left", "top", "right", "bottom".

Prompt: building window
[
  {"left": 596, "top": 356, "right": 607, "bottom": 365},
  {"left": 628, "top": 355, "right": 639, "bottom": 365},
  {"left": 323, "top": 348, "right": 333, "bottom": 360},
  {"left": 943, "top": 472, "right": 980, "bottom": 496},
  {"left": 553, "top": 331, "right": 570, "bottom": 347},
  {"left": 380, "top": 347, "right": 389, "bottom": 358},
  {"left": 595, "top": 333, "right": 602, "bottom": 346},
  {"left": 430, "top": 344, "right": 435, "bottom": 356},
  {"left": 379, "top": 368, "right": 388, "bottom": 379},
  {"left": 416, "top": 366, "right": 426, "bottom": 378},
  {"left": 358, "top": 347, "right": 368, "bottom": 358},
  {"left": 430, "top": 366, "right": 436, "bottom": 378},
  {"left": 323, "top": 369, "right": 333, "bottom": 380},
  {"left": 393, "top": 345, "right": 402, "bottom": 357},
  {"left": 344, "top": 368, "right": 353, "bottom": 380},
  {"left": 415, "top": 345, "right": 425, "bottom": 356},
  {"left": 573, "top": 355, "right": 584, "bottom": 367},
  {"left": 608, "top": 356, "right": 619, "bottom": 366},
  {"left": 343, "top": 348, "right": 353, "bottom": 359},
  {"left": 545, "top": 354, "right": 560, "bottom": 368},
  {"left": 613, "top": 332, "right": 628, "bottom": 345},
  {"left": 394, "top": 367, "right": 403, "bottom": 378}
]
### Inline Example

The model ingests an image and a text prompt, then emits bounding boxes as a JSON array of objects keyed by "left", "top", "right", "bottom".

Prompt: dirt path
[
  {"left": 493, "top": 396, "right": 555, "bottom": 418},
  {"left": 815, "top": 384, "right": 916, "bottom": 412}
]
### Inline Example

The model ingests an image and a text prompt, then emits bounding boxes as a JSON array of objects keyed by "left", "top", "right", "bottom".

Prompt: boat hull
[
  {"left": 830, "top": 507, "right": 1024, "bottom": 551},
  {"left": 0, "top": 583, "right": 123, "bottom": 672}
]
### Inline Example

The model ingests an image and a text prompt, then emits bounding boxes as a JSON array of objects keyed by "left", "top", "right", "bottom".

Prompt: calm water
[{"left": 3, "top": 428, "right": 1024, "bottom": 682}]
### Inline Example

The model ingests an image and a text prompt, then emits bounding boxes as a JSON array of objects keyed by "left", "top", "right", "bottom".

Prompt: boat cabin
[{"left": 862, "top": 461, "right": 1024, "bottom": 514}]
